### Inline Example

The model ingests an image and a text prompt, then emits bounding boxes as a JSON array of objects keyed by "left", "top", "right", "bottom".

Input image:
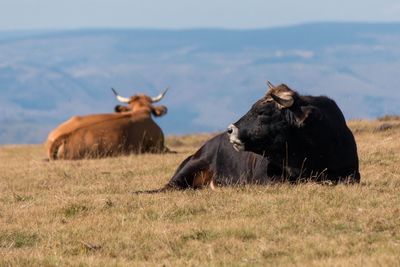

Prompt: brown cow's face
[{"left": 112, "top": 89, "right": 168, "bottom": 117}]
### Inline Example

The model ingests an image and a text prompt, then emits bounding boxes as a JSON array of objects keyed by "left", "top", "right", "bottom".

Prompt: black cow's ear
[{"left": 271, "top": 93, "right": 294, "bottom": 109}]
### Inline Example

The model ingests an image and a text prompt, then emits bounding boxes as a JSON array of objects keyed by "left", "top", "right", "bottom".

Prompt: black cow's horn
[
  {"left": 151, "top": 87, "right": 169, "bottom": 103},
  {"left": 267, "top": 81, "right": 276, "bottom": 90},
  {"left": 111, "top": 88, "right": 130, "bottom": 103},
  {"left": 270, "top": 93, "right": 294, "bottom": 108}
]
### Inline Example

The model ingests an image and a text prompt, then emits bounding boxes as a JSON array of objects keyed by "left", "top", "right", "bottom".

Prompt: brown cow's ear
[
  {"left": 152, "top": 105, "right": 168, "bottom": 117},
  {"left": 114, "top": 105, "right": 131, "bottom": 113}
]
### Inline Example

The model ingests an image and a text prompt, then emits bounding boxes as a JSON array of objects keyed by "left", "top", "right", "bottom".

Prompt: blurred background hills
[{"left": 1, "top": 22, "right": 400, "bottom": 144}]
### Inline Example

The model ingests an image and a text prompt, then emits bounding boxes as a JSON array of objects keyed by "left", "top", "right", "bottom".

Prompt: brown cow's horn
[
  {"left": 270, "top": 93, "right": 294, "bottom": 108},
  {"left": 151, "top": 87, "right": 169, "bottom": 103},
  {"left": 111, "top": 88, "right": 130, "bottom": 103},
  {"left": 267, "top": 81, "right": 276, "bottom": 90}
]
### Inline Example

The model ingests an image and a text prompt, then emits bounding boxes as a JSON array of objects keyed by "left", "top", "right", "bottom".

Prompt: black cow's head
[
  {"left": 227, "top": 82, "right": 314, "bottom": 154},
  {"left": 112, "top": 88, "right": 168, "bottom": 117}
]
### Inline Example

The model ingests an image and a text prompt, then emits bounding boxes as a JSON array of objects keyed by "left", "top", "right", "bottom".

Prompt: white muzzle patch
[{"left": 228, "top": 124, "right": 244, "bottom": 152}]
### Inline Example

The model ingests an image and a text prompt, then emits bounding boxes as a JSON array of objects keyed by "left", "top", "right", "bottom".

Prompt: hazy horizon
[
  {"left": 1, "top": 0, "right": 400, "bottom": 31},
  {"left": 2, "top": 20, "right": 400, "bottom": 32}
]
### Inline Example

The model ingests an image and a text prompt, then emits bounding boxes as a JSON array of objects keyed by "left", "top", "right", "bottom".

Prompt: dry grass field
[{"left": 1, "top": 119, "right": 400, "bottom": 266}]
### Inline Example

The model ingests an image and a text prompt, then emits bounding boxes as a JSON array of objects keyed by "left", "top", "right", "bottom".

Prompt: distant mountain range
[{"left": 1, "top": 22, "right": 400, "bottom": 144}]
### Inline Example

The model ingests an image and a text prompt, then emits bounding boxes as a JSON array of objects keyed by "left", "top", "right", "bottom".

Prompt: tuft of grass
[
  {"left": 63, "top": 203, "right": 90, "bottom": 217},
  {"left": 229, "top": 228, "right": 258, "bottom": 241},
  {"left": 181, "top": 229, "right": 218, "bottom": 242},
  {"left": 13, "top": 193, "right": 33, "bottom": 202},
  {"left": 167, "top": 206, "right": 208, "bottom": 222},
  {"left": 103, "top": 198, "right": 114, "bottom": 209},
  {"left": 0, "top": 231, "right": 39, "bottom": 248}
]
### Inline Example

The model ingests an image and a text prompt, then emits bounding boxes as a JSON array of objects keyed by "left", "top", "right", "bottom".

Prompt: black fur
[
  {"left": 137, "top": 84, "right": 360, "bottom": 193},
  {"left": 164, "top": 133, "right": 272, "bottom": 190},
  {"left": 233, "top": 85, "right": 360, "bottom": 183}
]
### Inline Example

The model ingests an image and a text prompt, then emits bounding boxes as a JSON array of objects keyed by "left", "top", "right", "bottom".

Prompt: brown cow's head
[{"left": 112, "top": 88, "right": 168, "bottom": 117}]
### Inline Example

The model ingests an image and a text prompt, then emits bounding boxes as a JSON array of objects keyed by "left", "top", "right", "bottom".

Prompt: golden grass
[{"left": 1, "top": 122, "right": 400, "bottom": 266}]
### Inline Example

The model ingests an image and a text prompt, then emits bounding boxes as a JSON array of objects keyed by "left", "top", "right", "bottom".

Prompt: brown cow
[{"left": 45, "top": 88, "right": 169, "bottom": 160}]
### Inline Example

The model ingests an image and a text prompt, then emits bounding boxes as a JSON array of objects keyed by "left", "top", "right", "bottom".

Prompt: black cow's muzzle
[{"left": 227, "top": 124, "right": 244, "bottom": 152}]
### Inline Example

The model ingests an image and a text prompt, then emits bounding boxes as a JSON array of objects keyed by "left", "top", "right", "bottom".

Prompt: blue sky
[{"left": 1, "top": 0, "right": 400, "bottom": 30}]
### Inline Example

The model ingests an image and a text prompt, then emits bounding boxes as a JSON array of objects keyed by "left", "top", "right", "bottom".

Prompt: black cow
[
  {"left": 228, "top": 82, "right": 360, "bottom": 183},
  {"left": 139, "top": 82, "right": 360, "bottom": 193}
]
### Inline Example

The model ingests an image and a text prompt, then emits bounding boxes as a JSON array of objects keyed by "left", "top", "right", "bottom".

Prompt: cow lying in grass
[
  {"left": 138, "top": 82, "right": 360, "bottom": 193},
  {"left": 46, "top": 88, "right": 169, "bottom": 160}
]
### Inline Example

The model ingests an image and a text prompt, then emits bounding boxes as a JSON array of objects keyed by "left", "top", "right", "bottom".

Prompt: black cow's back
[{"left": 296, "top": 96, "right": 360, "bottom": 181}]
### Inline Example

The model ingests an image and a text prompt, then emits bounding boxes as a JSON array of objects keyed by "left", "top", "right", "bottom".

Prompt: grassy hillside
[{"left": 0, "top": 119, "right": 400, "bottom": 266}]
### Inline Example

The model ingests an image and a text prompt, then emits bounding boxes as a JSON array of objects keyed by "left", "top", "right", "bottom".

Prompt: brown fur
[
  {"left": 45, "top": 94, "right": 168, "bottom": 160},
  {"left": 192, "top": 169, "right": 214, "bottom": 188}
]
